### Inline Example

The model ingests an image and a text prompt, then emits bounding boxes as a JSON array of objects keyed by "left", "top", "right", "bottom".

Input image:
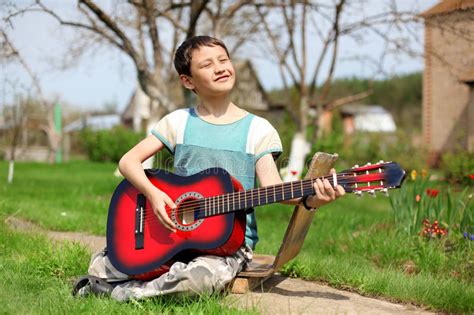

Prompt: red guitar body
[{"left": 106, "top": 168, "right": 246, "bottom": 280}]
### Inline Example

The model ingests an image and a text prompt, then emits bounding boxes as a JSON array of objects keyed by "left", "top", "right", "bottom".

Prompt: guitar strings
[
  {"left": 163, "top": 172, "right": 384, "bottom": 213},
  {"left": 142, "top": 173, "right": 384, "bottom": 219},
  {"left": 137, "top": 175, "right": 386, "bottom": 229},
  {"left": 135, "top": 175, "right": 385, "bottom": 226}
]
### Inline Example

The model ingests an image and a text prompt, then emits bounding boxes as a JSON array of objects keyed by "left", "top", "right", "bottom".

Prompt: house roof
[
  {"left": 64, "top": 114, "right": 121, "bottom": 132},
  {"left": 122, "top": 59, "right": 281, "bottom": 121},
  {"left": 420, "top": 0, "right": 474, "bottom": 18},
  {"left": 340, "top": 104, "right": 389, "bottom": 115}
]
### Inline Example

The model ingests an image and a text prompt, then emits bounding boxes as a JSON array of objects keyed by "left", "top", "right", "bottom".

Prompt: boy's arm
[
  {"left": 118, "top": 134, "right": 177, "bottom": 232},
  {"left": 255, "top": 153, "right": 345, "bottom": 209}
]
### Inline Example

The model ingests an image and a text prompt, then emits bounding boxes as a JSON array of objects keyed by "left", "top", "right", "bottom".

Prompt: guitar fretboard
[{"left": 198, "top": 178, "right": 320, "bottom": 218}]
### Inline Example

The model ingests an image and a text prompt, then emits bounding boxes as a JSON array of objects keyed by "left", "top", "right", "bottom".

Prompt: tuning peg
[
  {"left": 368, "top": 190, "right": 376, "bottom": 197},
  {"left": 354, "top": 191, "right": 362, "bottom": 197},
  {"left": 378, "top": 160, "right": 384, "bottom": 164},
  {"left": 381, "top": 188, "right": 389, "bottom": 196},
  {"left": 366, "top": 162, "right": 372, "bottom": 166},
  {"left": 352, "top": 164, "right": 359, "bottom": 169}
]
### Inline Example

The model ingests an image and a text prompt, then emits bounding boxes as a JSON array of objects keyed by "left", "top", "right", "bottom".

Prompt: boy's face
[{"left": 180, "top": 45, "right": 235, "bottom": 97}]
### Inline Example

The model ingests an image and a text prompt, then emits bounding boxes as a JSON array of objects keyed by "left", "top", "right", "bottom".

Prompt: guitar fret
[
  {"left": 232, "top": 192, "right": 235, "bottom": 212},
  {"left": 216, "top": 196, "right": 218, "bottom": 215},
  {"left": 281, "top": 183, "right": 285, "bottom": 200},
  {"left": 291, "top": 181, "right": 294, "bottom": 199},
  {"left": 300, "top": 180, "right": 304, "bottom": 197},
  {"left": 257, "top": 189, "right": 260, "bottom": 206},
  {"left": 238, "top": 191, "right": 241, "bottom": 210},
  {"left": 227, "top": 194, "right": 229, "bottom": 213},
  {"left": 265, "top": 186, "right": 268, "bottom": 204},
  {"left": 244, "top": 191, "right": 247, "bottom": 209},
  {"left": 273, "top": 185, "right": 276, "bottom": 203}
]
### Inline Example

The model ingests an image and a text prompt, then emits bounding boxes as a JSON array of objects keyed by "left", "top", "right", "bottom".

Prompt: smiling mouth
[{"left": 215, "top": 75, "right": 231, "bottom": 82}]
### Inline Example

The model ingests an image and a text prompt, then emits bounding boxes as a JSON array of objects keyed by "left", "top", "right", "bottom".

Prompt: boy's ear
[{"left": 179, "top": 74, "right": 195, "bottom": 90}]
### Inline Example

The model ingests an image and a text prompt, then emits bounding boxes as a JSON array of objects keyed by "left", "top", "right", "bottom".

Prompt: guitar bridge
[{"left": 135, "top": 194, "right": 146, "bottom": 250}]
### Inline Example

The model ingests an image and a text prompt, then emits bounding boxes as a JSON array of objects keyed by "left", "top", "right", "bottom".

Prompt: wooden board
[
  {"left": 273, "top": 152, "right": 338, "bottom": 270},
  {"left": 230, "top": 152, "right": 338, "bottom": 293}
]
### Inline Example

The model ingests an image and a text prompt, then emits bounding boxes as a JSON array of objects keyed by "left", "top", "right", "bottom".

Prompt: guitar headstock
[{"left": 339, "top": 161, "right": 406, "bottom": 196}]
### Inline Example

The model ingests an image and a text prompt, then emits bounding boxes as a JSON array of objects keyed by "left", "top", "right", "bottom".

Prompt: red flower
[
  {"left": 470, "top": 174, "right": 474, "bottom": 180},
  {"left": 420, "top": 218, "right": 448, "bottom": 239},
  {"left": 290, "top": 170, "right": 298, "bottom": 176},
  {"left": 425, "top": 188, "right": 439, "bottom": 198}
]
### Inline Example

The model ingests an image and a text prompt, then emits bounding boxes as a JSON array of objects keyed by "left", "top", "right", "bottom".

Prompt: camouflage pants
[{"left": 88, "top": 246, "right": 253, "bottom": 302}]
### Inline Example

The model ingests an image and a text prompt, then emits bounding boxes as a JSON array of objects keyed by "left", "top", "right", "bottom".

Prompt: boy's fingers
[
  {"left": 154, "top": 204, "right": 176, "bottom": 232},
  {"left": 323, "top": 179, "right": 336, "bottom": 199},
  {"left": 164, "top": 195, "right": 177, "bottom": 210},
  {"left": 314, "top": 179, "right": 323, "bottom": 197},
  {"left": 335, "top": 185, "right": 346, "bottom": 197}
]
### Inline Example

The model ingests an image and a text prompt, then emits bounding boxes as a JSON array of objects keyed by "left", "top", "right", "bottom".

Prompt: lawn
[{"left": 0, "top": 160, "right": 473, "bottom": 313}]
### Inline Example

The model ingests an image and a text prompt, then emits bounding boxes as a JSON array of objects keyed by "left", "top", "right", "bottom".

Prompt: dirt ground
[{"left": 6, "top": 216, "right": 433, "bottom": 314}]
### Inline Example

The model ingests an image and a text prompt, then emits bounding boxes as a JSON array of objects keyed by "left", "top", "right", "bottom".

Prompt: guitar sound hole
[
  {"left": 177, "top": 198, "right": 199, "bottom": 225},
  {"left": 172, "top": 191, "right": 205, "bottom": 232}
]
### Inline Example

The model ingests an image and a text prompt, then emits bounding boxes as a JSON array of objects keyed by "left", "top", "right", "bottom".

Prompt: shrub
[
  {"left": 441, "top": 151, "right": 474, "bottom": 185},
  {"left": 312, "top": 130, "right": 427, "bottom": 172},
  {"left": 80, "top": 126, "right": 144, "bottom": 162}
]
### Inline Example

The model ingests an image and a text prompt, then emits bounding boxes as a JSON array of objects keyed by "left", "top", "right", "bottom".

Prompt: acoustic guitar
[{"left": 106, "top": 161, "right": 405, "bottom": 280}]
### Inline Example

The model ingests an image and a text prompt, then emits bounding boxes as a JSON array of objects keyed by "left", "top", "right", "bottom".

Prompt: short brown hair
[{"left": 174, "top": 36, "right": 230, "bottom": 76}]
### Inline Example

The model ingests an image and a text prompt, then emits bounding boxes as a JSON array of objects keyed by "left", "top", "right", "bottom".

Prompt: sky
[{"left": 1, "top": 0, "right": 438, "bottom": 113}]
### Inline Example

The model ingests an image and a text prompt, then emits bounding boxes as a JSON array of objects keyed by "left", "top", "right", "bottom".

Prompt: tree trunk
[{"left": 8, "top": 160, "right": 15, "bottom": 184}]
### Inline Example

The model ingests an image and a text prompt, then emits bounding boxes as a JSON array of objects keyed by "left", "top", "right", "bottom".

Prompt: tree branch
[
  {"left": 78, "top": 0, "right": 146, "bottom": 71},
  {"left": 142, "top": 0, "right": 162, "bottom": 70},
  {"left": 34, "top": 2, "right": 124, "bottom": 51},
  {"left": 317, "top": 0, "right": 344, "bottom": 104}
]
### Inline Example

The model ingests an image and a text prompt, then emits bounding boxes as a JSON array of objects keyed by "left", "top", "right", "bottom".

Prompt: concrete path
[
  {"left": 6, "top": 216, "right": 432, "bottom": 314},
  {"left": 227, "top": 275, "right": 431, "bottom": 314}
]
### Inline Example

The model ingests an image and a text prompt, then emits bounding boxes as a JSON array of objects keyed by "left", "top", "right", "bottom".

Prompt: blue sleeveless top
[{"left": 151, "top": 107, "right": 282, "bottom": 249}]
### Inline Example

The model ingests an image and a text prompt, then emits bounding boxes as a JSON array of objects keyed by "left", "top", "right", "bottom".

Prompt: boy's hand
[
  {"left": 148, "top": 188, "right": 177, "bottom": 232},
  {"left": 306, "top": 168, "right": 345, "bottom": 209}
]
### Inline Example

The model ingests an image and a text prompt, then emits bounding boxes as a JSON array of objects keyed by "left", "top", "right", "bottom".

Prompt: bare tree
[
  {"left": 4, "top": 1, "right": 261, "bottom": 111},
  {"left": 251, "top": 0, "right": 422, "bottom": 179},
  {"left": 257, "top": 1, "right": 423, "bottom": 131},
  {"left": 1, "top": 30, "right": 61, "bottom": 168},
  {"left": 2, "top": 96, "right": 25, "bottom": 184}
]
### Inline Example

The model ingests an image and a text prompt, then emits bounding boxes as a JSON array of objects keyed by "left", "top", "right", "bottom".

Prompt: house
[
  {"left": 1, "top": 106, "right": 51, "bottom": 162},
  {"left": 121, "top": 60, "right": 286, "bottom": 134},
  {"left": 339, "top": 104, "right": 397, "bottom": 135},
  {"left": 421, "top": 0, "right": 474, "bottom": 165}
]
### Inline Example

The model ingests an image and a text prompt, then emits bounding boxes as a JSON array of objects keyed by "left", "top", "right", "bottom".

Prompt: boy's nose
[{"left": 214, "top": 64, "right": 225, "bottom": 73}]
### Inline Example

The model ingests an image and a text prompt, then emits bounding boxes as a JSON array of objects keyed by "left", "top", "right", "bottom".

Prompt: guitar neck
[
  {"left": 200, "top": 177, "right": 323, "bottom": 218},
  {"left": 192, "top": 161, "right": 405, "bottom": 219}
]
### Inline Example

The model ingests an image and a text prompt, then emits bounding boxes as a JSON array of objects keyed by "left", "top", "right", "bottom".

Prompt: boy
[{"left": 73, "top": 36, "right": 345, "bottom": 301}]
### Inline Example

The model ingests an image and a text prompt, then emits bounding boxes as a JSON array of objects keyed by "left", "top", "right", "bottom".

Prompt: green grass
[
  {"left": 257, "top": 197, "right": 473, "bottom": 312},
  {"left": 0, "top": 220, "right": 253, "bottom": 314},
  {"left": 0, "top": 160, "right": 121, "bottom": 235},
  {"left": 1, "top": 160, "right": 473, "bottom": 313}
]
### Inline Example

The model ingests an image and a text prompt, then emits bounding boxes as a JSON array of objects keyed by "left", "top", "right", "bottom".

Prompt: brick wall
[{"left": 423, "top": 10, "right": 474, "bottom": 163}]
